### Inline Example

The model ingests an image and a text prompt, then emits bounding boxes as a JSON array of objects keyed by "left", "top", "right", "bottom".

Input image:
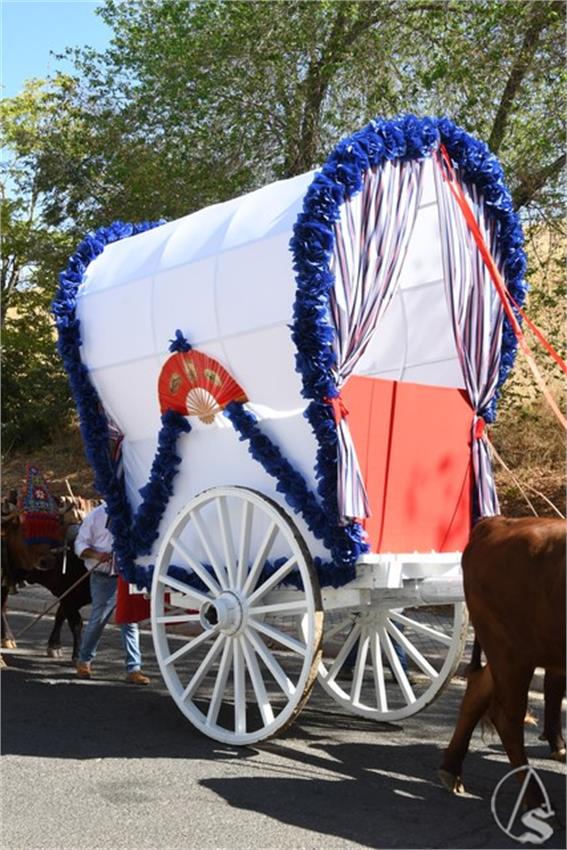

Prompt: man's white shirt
[{"left": 74, "top": 503, "right": 116, "bottom": 574}]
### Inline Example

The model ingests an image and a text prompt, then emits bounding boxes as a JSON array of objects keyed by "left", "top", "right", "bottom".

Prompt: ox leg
[
  {"left": 1, "top": 586, "right": 17, "bottom": 649},
  {"left": 439, "top": 665, "right": 493, "bottom": 793},
  {"left": 47, "top": 606, "right": 65, "bottom": 658},
  {"left": 542, "top": 671, "right": 566, "bottom": 761},
  {"left": 65, "top": 607, "right": 84, "bottom": 663},
  {"left": 490, "top": 665, "right": 545, "bottom": 810}
]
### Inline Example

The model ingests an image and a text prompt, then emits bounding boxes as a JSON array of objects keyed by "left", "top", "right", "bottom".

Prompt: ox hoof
[
  {"left": 438, "top": 768, "right": 465, "bottom": 795},
  {"left": 47, "top": 647, "right": 62, "bottom": 658},
  {"left": 1, "top": 639, "right": 17, "bottom": 649},
  {"left": 550, "top": 748, "right": 566, "bottom": 763}
]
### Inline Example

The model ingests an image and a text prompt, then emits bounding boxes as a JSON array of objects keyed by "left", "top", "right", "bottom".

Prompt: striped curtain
[
  {"left": 330, "top": 158, "right": 425, "bottom": 523},
  {"left": 433, "top": 158, "right": 503, "bottom": 517}
]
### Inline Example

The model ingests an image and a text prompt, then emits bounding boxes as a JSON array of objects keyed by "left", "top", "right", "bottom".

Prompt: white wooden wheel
[
  {"left": 317, "top": 601, "right": 468, "bottom": 722},
  {"left": 151, "top": 486, "right": 323, "bottom": 745}
]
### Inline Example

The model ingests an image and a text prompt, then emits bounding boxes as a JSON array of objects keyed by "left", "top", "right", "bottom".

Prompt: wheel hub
[{"left": 199, "top": 591, "right": 243, "bottom": 635}]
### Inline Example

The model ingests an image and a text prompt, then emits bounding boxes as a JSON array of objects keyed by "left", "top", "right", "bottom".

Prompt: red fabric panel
[
  {"left": 342, "top": 376, "right": 473, "bottom": 553},
  {"left": 115, "top": 576, "right": 151, "bottom": 624}
]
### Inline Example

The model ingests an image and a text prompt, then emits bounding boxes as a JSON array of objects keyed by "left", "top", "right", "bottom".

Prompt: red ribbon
[
  {"left": 324, "top": 395, "right": 349, "bottom": 424},
  {"left": 436, "top": 146, "right": 567, "bottom": 432},
  {"left": 474, "top": 417, "right": 486, "bottom": 440}
]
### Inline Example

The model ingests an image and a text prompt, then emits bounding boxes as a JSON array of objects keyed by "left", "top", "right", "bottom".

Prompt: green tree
[
  {"left": 1, "top": 80, "right": 76, "bottom": 448},
  {"left": 55, "top": 0, "right": 564, "bottom": 222},
  {"left": 1, "top": 0, "right": 564, "bottom": 450}
]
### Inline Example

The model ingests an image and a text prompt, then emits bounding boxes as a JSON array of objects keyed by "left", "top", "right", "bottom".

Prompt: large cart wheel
[
  {"left": 151, "top": 486, "right": 323, "bottom": 745},
  {"left": 317, "top": 601, "right": 468, "bottom": 722}
]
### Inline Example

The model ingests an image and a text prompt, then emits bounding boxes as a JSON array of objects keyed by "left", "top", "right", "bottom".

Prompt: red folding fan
[{"left": 158, "top": 350, "right": 248, "bottom": 423}]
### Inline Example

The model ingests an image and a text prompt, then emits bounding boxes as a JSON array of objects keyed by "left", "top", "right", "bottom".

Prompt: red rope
[
  {"left": 323, "top": 395, "right": 350, "bottom": 424},
  {"left": 506, "top": 289, "right": 567, "bottom": 376}
]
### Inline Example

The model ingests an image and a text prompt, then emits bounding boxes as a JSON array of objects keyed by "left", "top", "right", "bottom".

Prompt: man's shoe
[
  {"left": 126, "top": 670, "right": 150, "bottom": 686},
  {"left": 76, "top": 662, "right": 91, "bottom": 679}
]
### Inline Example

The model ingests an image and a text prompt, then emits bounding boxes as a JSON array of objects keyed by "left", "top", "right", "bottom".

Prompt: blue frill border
[
  {"left": 224, "top": 401, "right": 358, "bottom": 586},
  {"left": 51, "top": 220, "right": 193, "bottom": 590}
]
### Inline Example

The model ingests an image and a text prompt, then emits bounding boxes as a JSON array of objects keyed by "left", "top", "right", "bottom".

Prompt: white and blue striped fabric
[
  {"left": 433, "top": 157, "right": 503, "bottom": 517},
  {"left": 329, "top": 158, "right": 425, "bottom": 523}
]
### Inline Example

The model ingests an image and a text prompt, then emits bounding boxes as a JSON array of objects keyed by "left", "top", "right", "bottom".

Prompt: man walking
[{"left": 75, "top": 502, "right": 149, "bottom": 685}]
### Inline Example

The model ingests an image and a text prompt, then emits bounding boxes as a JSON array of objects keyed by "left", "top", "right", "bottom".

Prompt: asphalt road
[{"left": 1, "top": 590, "right": 565, "bottom": 850}]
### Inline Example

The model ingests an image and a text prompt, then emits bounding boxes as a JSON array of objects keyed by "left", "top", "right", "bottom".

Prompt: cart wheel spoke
[
  {"left": 371, "top": 630, "right": 388, "bottom": 712},
  {"left": 385, "top": 618, "right": 439, "bottom": 680},
  {"left": 351, "top": 629, "right": 370, "bottom": 705},
  {"left": 323, "top": 616, "right": 354, "bottom": 642},
  {"left": 242, "top": 521, "right": 279, "bottom": 595},
  {"left": 248, "top": 599, "right": 308, "bottom": 617},
  {"left": 207, "top": 638, "right": 233, "bottom": 727},
  {"left": 248, "top": 618, "right": 307, "bottom": 656},
  {"left": 181, "top": 633, "right": 226, "bottom": 701},
  {"left": 158, "top": 574, "right": 212, "bottom": 606},
  {"left": 163, "top": 626, "right": 219, "bottom": 667},
  {"left": 389, "top": 610, "right": 452, "bottom": 645},
  {"left": 244, "top": 628, "right": 296, "bottom": 698},
  {"left": 191, "top": 507, "right": 229, "bottom": 590},
  {"left": 248, "top": 556, "right": 298, "bottom": 605},
  {"left": 236, "top": 499, "right": 253, "bottom": 590},
  {"left": 379, "top": 626, "right": 416, "bottom": 706},
  {"left": 216, "top": 496, "right": 237, "bottom": 589},
  {"left": 155, "top": 613, "right": 202, "bottom": 625},
  {"left": 170, "top": 538, "right": 221, "bottom": 596},
  {"left": 325, "top": 621, "right": 362, "bottom": 683},
  {"left": 233, "top": 638, "right": 247, "bottom": 735},
  {"left": 241, "top": 634, "right": 275, "bottom": 726}
]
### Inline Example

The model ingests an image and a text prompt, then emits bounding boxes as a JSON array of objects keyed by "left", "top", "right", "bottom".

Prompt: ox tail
[{"left": 466, "top": 635, "right": 483, "bottom": 674}]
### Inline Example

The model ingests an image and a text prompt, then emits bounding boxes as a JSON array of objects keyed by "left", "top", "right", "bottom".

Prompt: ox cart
[{"left": 53, "top": 115, "right": 526, "bottom": 745}]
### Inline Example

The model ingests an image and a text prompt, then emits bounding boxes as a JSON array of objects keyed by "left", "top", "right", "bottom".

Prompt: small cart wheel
[
  {"left": 317, "top": 601, "right": 468, "bottom": 722},
  {"left": 151, "top": 486, "right": 323, "bottom": 745}
]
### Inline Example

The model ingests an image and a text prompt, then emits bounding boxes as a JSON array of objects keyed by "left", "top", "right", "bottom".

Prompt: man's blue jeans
[{"left": 78, "top": 572, "right": 142, "bottom": 673}]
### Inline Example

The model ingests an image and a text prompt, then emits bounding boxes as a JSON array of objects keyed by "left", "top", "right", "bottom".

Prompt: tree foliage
[{"left": 1, "top": 0, "right": 565, "bottom": 449}]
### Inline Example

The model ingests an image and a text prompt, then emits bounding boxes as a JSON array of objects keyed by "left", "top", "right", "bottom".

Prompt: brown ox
[
  {"left": 2, "top": 515, "right": 91, "bottom": 660},
  {"left": 440, "top": 516, "right": 566, "bottom": 808}
]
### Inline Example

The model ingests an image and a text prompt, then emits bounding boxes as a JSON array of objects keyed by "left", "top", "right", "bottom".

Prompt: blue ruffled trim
[
  {"left": 223, "top": 401, "right": 357, "bottom": 584},
  {"left": 223, "top": 401, "right": 327, "bottom": 539},
  {"left": 52, "top": 219, "right": 193, "bottom": 591},
  {"left": 289, "top": 113, "right": 527, "bottom": 560},
  {"left": 168, "top": 329, "right": 192, "bottom": 353},
  {"left": 129, "top": 410, "right": 192, "bottom": 555}
]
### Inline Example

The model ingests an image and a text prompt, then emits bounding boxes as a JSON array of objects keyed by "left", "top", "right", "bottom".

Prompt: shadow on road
[
  {"left": 202, "top": 738, "right": 566, "bottom": 850},
  {"left": 3, "top": 652, "right": 565, "bottom": 850}
]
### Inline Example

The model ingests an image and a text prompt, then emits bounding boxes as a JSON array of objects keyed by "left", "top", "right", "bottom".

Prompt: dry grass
[
  {"left": 491, "top": 396, "right": 565, "bottom": 518},
  {"left": 1, "top": 426, "right": 97, "bottom": 501}
]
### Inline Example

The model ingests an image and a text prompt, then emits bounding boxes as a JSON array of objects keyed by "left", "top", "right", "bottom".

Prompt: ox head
[
  {"left": 57, "top": 495, "right": 100, "bottom": 532},
  {"left": 2, "top": 517, "right": 61, "bottom": 573}
]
